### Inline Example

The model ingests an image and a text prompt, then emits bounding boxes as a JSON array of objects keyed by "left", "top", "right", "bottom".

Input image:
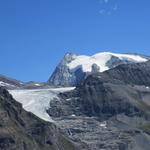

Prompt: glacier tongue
[{"left": 9, "top": 87, "right": 75, "bottom": 122}]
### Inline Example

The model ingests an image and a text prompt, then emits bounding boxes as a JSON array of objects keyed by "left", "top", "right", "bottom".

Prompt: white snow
[
  {"left": 67, "top": 52, "right": 148, "bottom": 72},
  {"left": 100, "top": 121, "right": 107, "bottom": 128},
  {"left": 34, "top": 83, "right": 40, "bottom": 86},
  {"left": 66, "top": 98, "right": 72, "bottom": 101},
  {"left": 9, "top": 87, "right": 75, "bottom": 122},
  {"left": 0, "top": 81, "right": 16, "bottom": 87}
]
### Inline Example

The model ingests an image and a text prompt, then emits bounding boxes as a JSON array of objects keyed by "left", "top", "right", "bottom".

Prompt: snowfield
[
  {"left": 67, "top": 52, "right": 148, "bottom": 72},
  {"left": 9, "top": 87, "right": 75, "bottom": 122}
]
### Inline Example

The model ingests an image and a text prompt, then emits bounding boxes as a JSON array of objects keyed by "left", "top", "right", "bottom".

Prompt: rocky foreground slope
[
  {"left": 0, "top": 87, "right": 82, "bottom": 150},
  {"left": 48, "top": 60, "right": 150, "bottom": 150}
]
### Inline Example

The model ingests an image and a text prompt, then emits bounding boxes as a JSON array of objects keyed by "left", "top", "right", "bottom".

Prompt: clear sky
[{"left": 0, "top": 0, "right": 150, "bottom": 82}]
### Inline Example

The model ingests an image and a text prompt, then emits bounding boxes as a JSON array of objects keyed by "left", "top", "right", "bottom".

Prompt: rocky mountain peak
[{"left": 48, "top": 51, "right": 149, "bottom": 86}]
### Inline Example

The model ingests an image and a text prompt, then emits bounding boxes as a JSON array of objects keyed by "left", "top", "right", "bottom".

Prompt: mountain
[
  {"left": 2, "top": 51, "right": 150, "bottom": 150},
  {"left": 0, "top": 87, "right": 82, "bottom": 150},
  {"left": 0, "top": 75, "right": 50, "bottom": 90},
  {"left": 48, "top": 52, "right": 149, "bottom": 86},
  {"left": 0, "top": 75, "right": 23, "bottom": 89},
  {"left": 48, "top": 60, "right": 150, "bottom": 150}
]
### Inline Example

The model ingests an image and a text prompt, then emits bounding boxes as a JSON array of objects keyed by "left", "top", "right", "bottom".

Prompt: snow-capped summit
[
  {"left": 68, "top": 52, "right": 147, "bottom": 72},
  {"left": 48, "top": 52, "right": 149, "bottom": 86}
]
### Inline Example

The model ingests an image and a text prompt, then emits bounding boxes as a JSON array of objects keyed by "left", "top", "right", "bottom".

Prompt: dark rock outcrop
[{"left": 101, "top": 60, "right": 150, "bottom": 86}]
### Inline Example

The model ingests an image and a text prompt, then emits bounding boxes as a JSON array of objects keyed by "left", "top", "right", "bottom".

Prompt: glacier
[{"left": 9, "top": 87, "right": 75, "bottom": 122}]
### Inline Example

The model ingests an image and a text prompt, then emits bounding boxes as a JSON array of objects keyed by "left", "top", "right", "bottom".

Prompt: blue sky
[{"left": 0, "top": 0, "right": 150, "bottom": 82}]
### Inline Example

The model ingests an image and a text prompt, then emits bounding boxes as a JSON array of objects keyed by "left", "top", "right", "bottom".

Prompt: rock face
[
  {"left": 48, "top": 53, "right": 86, "bottom": 86},
  {"left": 101, "top": 60, "right": 150, "bottom": 86},
  {"left": 48, "top": 60, "right": 150, "bottom": 150},
  {"left": 48, "top": 52, "right": 148, "bottom": 86},
  {"left": 0, "top": 87, "right": 80, "bottom": 150},
  {"left": 91, "top": 63, "right": 100, "bottom": 73}
]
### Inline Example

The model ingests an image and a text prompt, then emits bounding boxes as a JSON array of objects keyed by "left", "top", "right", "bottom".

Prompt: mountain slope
[
  {"left": 0, "top": 87, "right": 80, "bottom": 150},
  {"left": 49, "top": 60, "right": 150, "bottom": 118},
  {"left": 0, "top": 75, "right": 51, "bottom": 90},
  {"left": 0, "top": 75, "right": 23, "bottom": 89},
  {"left": 48, "top": 60, "right": 150, "bottom": 150},
  {"left": 48, "top": 52, "right": 148, "bottom": 86}
]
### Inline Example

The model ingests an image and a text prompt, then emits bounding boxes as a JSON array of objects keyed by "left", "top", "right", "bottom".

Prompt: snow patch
[
  {"left": 34, "top": 83, "right": 40, "bottom": 86},
  {"left": 100, "top": 121, "right": 107, "bottom": 128},
  {"left": 66, "top": 98, "right": 72, "bottom": 101}
]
